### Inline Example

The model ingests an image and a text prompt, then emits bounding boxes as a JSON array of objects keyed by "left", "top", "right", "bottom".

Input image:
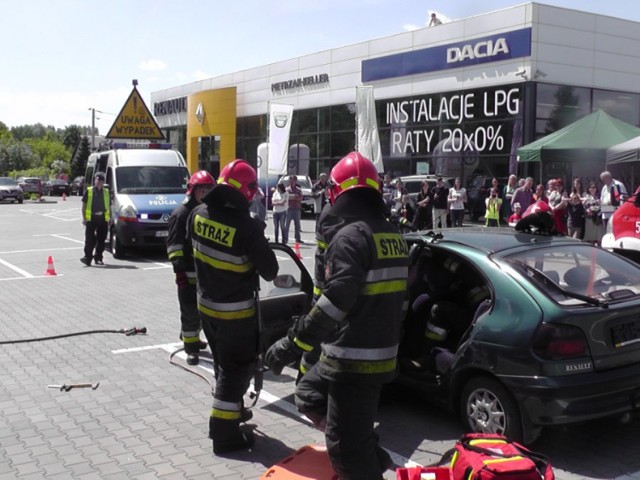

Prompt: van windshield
[{"left": 115, "top": 166, "right": 190, "bottom": 194}]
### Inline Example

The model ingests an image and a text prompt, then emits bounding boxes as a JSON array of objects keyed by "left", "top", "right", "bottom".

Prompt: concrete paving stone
[
  {"left": 34, "top": 452, "right": 63, "bottom": 467},
  {"left": 8, "top": 452, "right": 34, "bottom": 467},
  {"left": 149, "top": 461, "right": 181, "bottom": 477},
  {"left": 95, "top": 462, "right": 126, "bottom": 477},
  {"left": 62, "top": 452, "right": 86, "bottom": 467},
  {"left": 41, "top": 461, "right": 72, "bottom": 477},
  {"left": 68, "top": 461, "right": 96, "bottom": 476},
  {"left": 85, "top": 452, "right": 112, "bottom": 467},
  {"left": 76, "top": 473, "right": 103, "bottom": 480}
]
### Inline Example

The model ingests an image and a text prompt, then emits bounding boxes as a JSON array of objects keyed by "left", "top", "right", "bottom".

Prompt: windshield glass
[
  {"left": 504, "top": 244, "right": 640, "bottom": 305},
  {"left": 116, "top": 166, "right": 190, "bottom": 194},
  {"left": 0, "top": 177, "right": 17, "bottom": 186}
]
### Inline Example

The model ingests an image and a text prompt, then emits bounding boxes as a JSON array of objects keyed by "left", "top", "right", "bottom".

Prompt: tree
[
  {"left": 71, "top": 136, "right": 91, "bottom": 178},
  {"left": 0, "top": 141, "right": 37, "bottom": 174},
  {"left": 63, "top": 125, "right": 83, "bottom": 151}
]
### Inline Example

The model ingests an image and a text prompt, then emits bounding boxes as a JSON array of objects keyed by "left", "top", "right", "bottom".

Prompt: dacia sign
[
  {"left": 362, "top": 28, "right": 531, "bottom": 82},
  {"left": 447, "top": 38, "right": 509, "bottom": 64}
]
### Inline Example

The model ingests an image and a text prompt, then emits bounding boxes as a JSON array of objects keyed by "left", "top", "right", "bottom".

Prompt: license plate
[
  {"left": 611, "top": 319, "right": 640, "bottom": 348},
  {"left": 155, "top": 230, "right": 168, "bottom": 238}
]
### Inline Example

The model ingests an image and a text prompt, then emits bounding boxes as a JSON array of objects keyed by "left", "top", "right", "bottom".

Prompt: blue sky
[{"left": 0, "top": 0, "right": 635, "bottom": 134}]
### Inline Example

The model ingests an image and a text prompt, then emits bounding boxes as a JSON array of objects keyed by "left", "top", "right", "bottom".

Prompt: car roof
[{"left": 407, "top": 227, "right": 582, "bottom": 254}]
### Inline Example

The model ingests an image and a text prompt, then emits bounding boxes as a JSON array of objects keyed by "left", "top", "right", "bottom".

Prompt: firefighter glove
[
  {"left": 175, "top": 271, "right": 188, "bottom": 289},
  {"left": 265, "top": 337, "right": 302, "bottom": 375}
]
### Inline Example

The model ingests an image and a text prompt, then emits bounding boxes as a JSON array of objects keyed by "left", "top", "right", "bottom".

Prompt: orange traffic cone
[
  {"left": 294, "top": 242, "right": 302, "bottom": 259},
  {"left": 45, "top": 256, "right": 57, "bottom": 276},
  {"left": 62, "top": 193, "right": 67, "bottom": 201}
]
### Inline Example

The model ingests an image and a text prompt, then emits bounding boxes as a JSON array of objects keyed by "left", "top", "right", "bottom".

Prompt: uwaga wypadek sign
[{"left": 107, "top": 86, "right": 165, "bottom": 140}]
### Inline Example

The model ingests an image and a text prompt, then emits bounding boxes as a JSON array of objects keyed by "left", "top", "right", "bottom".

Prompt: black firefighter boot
[{"left": 210, "top": 417, "right": 254, "bottom": 455}]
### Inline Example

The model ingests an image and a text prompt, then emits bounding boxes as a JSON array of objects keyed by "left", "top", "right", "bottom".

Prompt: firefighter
[
  {"left": 167, "top": 171, "right": 215, "bottom": 366},
  {"left": 188, "top": 159, "right": 278, "bottom": 455},
  {"left": 80, "top": 172, "right": 112, "bottom": 266},
  {"left": 265, "top": 152, "right": 409, "bottom": 479}
]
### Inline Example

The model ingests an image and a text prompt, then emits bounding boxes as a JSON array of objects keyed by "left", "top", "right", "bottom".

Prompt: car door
[{"left": 258, "top": 242, "right": 314, "bottom": 349}]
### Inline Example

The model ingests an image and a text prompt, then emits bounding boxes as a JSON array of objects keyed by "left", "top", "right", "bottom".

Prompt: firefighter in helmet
[
  {"left": 265, "top": 152, "right": 409, "bottom": 479},
  {"left": 167, "top": 171, "right": 216, "bottom": 365},
  {"left": 188, "top": 159, "right": 278, "bottom": 455}
]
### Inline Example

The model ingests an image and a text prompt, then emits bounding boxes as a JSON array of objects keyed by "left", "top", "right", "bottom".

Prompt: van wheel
[{"left": 112, "top": 234, "right": 126, "bottom": 259}]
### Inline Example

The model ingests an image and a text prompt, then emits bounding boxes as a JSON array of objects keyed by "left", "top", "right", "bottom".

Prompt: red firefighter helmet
[
  {"left": 218, "top": 159, "right": 258, "bottom": 201},
  {"left": 327, "top": 152, "right": 381, "bottom": 204},
  {"left": 186, "top": 170, "right": 215, "bottom": 195},
  {"left": 515, "top": 200, "right": 554, "bottom": 233}
]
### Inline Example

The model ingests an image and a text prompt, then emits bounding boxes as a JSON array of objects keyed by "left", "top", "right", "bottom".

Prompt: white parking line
[
  {"left": 113, "top": 341, "right": 417, "bottom": 468},
  {"left": 0, "top": 256, "right": 34, "bottom": 278}
]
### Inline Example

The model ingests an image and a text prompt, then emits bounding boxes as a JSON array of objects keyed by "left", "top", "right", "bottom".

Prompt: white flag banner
[
  {"left": 356, "top": 86, "right": 384, "bottom": 172},
  {"left": 268, "top": 103, "right": 294, "bottom": 176}
]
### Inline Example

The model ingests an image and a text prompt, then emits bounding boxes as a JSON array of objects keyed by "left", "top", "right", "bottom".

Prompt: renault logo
[
  {"left": 162, "top": 213, "right": 170, "bottom": 222},
  {"left": 195, "top": 103, "right": 205, "bottom": 125}
]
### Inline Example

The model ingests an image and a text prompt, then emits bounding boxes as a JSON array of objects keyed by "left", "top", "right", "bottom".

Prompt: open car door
[{"left": 258, "top": 242, "right": 314, "bottom": 350}]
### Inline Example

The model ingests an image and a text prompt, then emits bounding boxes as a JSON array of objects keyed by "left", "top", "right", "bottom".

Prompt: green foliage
[
  {"left": 71, "top": 136, "right": 91, "bottom": 178},
  {"left": 63, "top": 125, "right": 83, "bottom": 150},
  {"left": 8, "top": 166, "right": 50, "bottom": 179}
]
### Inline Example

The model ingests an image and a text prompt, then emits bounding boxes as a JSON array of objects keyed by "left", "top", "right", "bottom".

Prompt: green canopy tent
[{"left": 517, "top": 110, "right": 640, "bottom": 163}]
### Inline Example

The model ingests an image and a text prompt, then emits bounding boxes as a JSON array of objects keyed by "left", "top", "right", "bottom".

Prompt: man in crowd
[
  {"left": 431, "top": 177, "right": 448, "bottom": 229},
  {"left": 285, "top": 175, "right": 303, "bottom": 244},
  {"left": 600, "top": 170, "right": 628, "bottom": 227},
  {"left": 512, "top": 176, "right": 534, "bottom": 211}
]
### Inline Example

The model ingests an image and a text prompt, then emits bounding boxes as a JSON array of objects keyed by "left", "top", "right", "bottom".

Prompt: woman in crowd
[
  {"left": 533, "top": 184, "right": 548, "bottom": 203},
  {"left": 501, "top": 174, "right": 518, "bottom": 224},
  {"left": 583, "top": 182, "right": 604, "bottom": 244},
  {"left": 448, "top": 177, "right": 467, "bottom": 227},
  {"left": 413, "top": 180, "right": 432, "bottom": 230},
  {"left": 548, "top": 178, "right": 568, "bottom": 235},
  {"left": 485, "top": 187, "right": 502, "bottom": 227},
  {"left": 271, "top": 182, "right": 289, "bottom": 243},
  {"left": 572, "top": 177, "right": 585, "bottom": 199}
]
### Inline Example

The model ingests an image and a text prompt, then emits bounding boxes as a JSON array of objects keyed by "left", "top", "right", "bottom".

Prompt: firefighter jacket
[
  {"left": 188, "top": 185, "right": 279, "bottom": 324},
  {"left": 292, "top": 191, "right": 409, "bottom": 383},
  {"left": 167, "top": 197, "right": 197, "bottom": 284},
  {"left": 313, "top": 203, "right": 347, "bottom": 301},
  {"left": 83, "top": 187, "right": 110, "bottom": 222}
]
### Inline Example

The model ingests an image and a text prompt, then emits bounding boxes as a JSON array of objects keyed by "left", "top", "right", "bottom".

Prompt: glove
[
  {"left": 264, "top": 337, "right": 302, "bottom": 375},
  {"left": 175, "top": 271, "right": 188, "bottom": 289}
]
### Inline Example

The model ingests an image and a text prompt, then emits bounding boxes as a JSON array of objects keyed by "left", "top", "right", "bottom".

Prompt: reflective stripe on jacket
[
  {"left": 166, "top": 200, "right": 197, "bottom": 275},
  {"left": 84, "top": 187, "right": 110, "bottom": 222},
  {"left": 301, "top": 212, "right": 409, "bottom": 382}
]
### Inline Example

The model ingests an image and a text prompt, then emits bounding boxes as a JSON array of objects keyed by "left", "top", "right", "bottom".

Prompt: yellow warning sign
[{"left": 106, "top": 87, "right": 165, "bottom": 140}]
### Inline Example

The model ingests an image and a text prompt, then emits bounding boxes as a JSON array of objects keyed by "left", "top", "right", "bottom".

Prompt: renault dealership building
[{"left": 150, "top": 2, "right": 640, "bottom": 184}]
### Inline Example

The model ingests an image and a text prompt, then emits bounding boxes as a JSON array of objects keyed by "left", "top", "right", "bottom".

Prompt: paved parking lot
[{"left": 1, "top": 196, "right": 639, "bottom": 479}]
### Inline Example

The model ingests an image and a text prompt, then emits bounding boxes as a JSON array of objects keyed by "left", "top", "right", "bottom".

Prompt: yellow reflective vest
[{"left": 84, "top": 187, "right": 110, "bottom": 222}]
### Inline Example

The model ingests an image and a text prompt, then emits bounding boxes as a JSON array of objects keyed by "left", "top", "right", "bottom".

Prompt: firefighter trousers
[
  {"left": 206, "top": 320, "right": 257, "bottom": 444},
  {"left": 295, "top": 364, "right": 391, "bottom": 480},
  {"left": 177, "top": 283, "right": 201, "bottom": 354}
]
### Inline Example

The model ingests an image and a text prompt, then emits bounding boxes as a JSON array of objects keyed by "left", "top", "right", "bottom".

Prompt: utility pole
[{"left": 89, "top": 108, "right": 96, "bottom": 151}]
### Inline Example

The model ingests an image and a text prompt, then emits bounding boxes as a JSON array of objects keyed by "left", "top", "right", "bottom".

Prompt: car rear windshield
[
  {"left": 116, "top": 166, "right": 190, "bottom": 194},
  {"left": 504, "top": 244, "right": 640, "bottom": 305}
]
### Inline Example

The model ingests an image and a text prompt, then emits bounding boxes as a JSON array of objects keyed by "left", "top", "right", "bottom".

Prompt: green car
[{"left": 260, "top": 228, "right": 640, "bottom": 444}]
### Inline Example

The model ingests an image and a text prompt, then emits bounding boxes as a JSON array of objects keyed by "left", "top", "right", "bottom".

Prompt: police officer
[
  {"left": 80, "top": 172, "right": 112, "bottom": 266},
  {"left": 265, "top": 152, "right": 409, "bottom": 479},
  {"left": 188, "top": 159, "right": 278, "bottom": 455},
  {"left": 167, "top": 171, "right": 216, "bottom": 366}
]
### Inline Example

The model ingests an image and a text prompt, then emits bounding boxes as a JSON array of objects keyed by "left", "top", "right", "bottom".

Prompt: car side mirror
[{"left": 273, "top": 274, "right": 298, "bottom": 289}]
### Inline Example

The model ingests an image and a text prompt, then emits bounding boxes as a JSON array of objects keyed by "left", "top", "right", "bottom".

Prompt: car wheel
[
  {"left": 460, "top": 376, "right": 524, "bottom": 442},
  {"left": 18, "top": 198, "right": 23, "bottom": 204},
  {"left": 111, "top": 232, "right": 126, "bottom": 259}
]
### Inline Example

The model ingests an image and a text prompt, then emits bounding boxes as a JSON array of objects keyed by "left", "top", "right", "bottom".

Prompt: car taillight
[{"left": 532, "top": 323, "right": 589, "bottom": 360}]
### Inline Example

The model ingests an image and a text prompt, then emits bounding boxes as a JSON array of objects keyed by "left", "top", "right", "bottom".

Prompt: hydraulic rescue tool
[{"left": 47, "top": 382, "right": 100, "bottom": 392}]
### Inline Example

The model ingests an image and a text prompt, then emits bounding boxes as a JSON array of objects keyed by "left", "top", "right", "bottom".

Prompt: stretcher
[{"left": 260, "top": 444, "right": 337, "bottom": 479}]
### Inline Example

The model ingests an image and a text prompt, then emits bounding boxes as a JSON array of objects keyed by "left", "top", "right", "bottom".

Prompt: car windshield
[
  {"left": 504, "top": 244, "right": 640, "bottom": 306},
  {"left": 0, "top": 177, "right": 17, "bottom": 186},
  {"left": 116, "top": 166, "right": 190, "bottom": 194}
]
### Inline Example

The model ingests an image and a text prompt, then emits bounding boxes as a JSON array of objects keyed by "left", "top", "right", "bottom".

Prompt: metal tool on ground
[
  {"left": 0, "top": 326, "right": 146, "bottom": 345},
  {"left": 47, "top": 382, "right": 100, "bottom": 392}
]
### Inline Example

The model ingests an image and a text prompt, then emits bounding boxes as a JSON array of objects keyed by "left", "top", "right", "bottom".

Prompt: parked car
[
  {"left": 70, "top": 176, "right": 85, "bottom": 196},
  {"left": 0, "top": 177, "right": 23, "bottom": 203},
  {"left": 279, "top": 174, "right": 315, "bottom": 214},
  {"left": 18, "top": 177, "right": 42, "bottom": 195},
  {"left": 261, "top": 225, "right": 640, "bottom": 444},
  {"left": 393, "top": 174, "right": 455, "bottom": 211},
  {"left": 43, "top": 179, "right": 71, "bottom": 196},
  {"left": 466, "top": 175, "right": 510, "bottom": 222}
]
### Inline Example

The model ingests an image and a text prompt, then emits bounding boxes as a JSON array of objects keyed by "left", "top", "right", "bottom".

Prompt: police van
[{"left": 85, "top": 144, "right": 190, "bottom": 258}]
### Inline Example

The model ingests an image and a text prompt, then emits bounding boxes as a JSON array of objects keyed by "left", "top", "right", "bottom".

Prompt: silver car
[{"left": 0, "top": 177, "right": 24, "bottom": 203}]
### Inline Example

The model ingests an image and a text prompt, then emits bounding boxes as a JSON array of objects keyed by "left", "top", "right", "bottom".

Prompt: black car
[
  {"left": 44, "top": 179, "right": 71, "bottom": 196},
  {"left": 0, "top": 177, "right": 24, "bottom": 203},
  {"left": 466, "top": 175, "right": 509, "bottom": 222},
  {"left": 262, "top": 227, "right": 640, "bottom": 444}
]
